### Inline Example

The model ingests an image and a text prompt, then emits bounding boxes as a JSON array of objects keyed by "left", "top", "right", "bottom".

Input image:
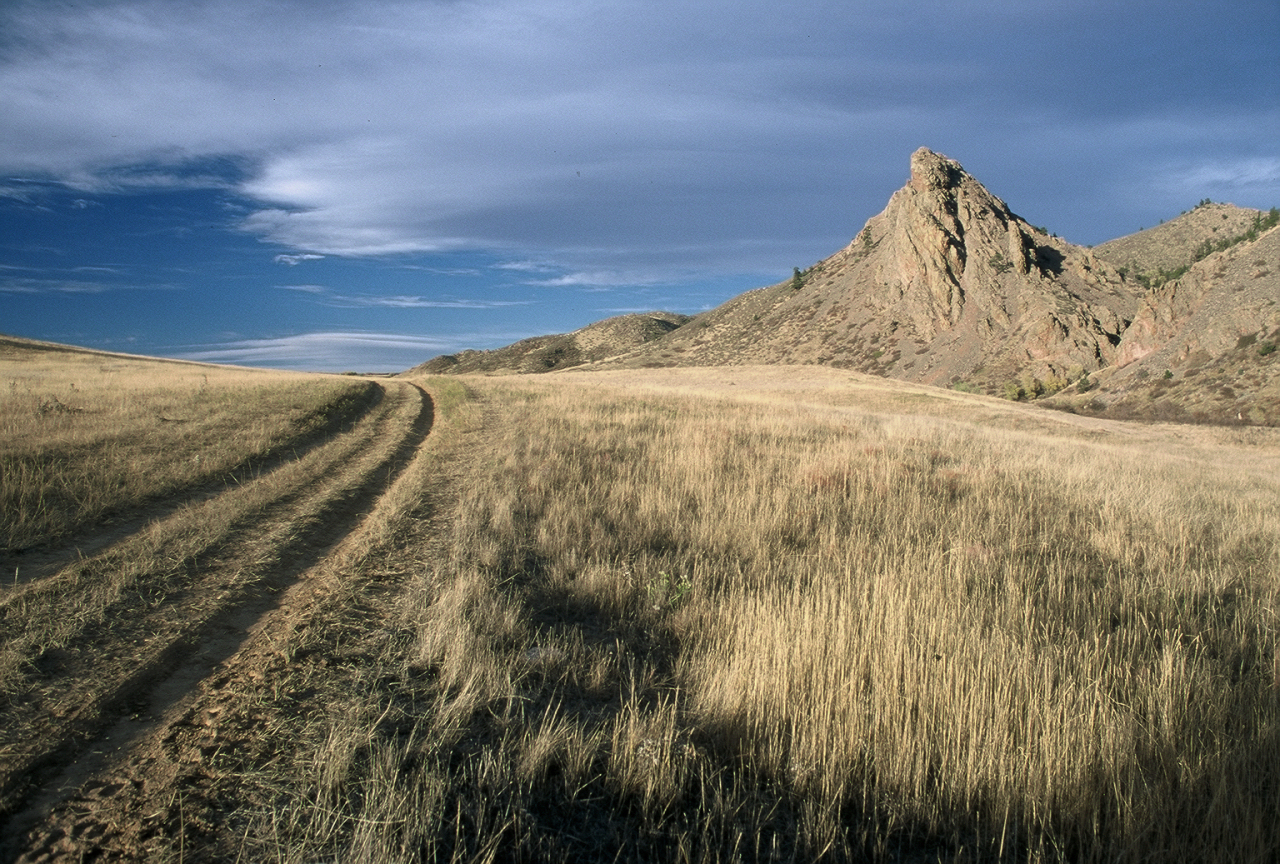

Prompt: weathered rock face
[
  {"left": 853, "top": 149, "right": 1142, "bottom": 381},
  {"left": 1115, "top": 225, "right": 1280, "bottom": 369},
  {"left": 1044, "top": 225, "right": 1280, "bottom": 425},
  {"left": 616, "top": 148, "right": 1144, "bottom": 388}
]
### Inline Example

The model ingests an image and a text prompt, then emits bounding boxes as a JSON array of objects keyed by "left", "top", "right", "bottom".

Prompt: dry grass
[
  {"left": 228, "top": 367, "right": 1280, "bottom": 863},
  {"left": 1, "top": 346, "right": 373, "bottom": 551}
]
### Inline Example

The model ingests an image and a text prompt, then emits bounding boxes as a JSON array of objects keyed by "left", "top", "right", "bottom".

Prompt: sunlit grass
[
  {"left": 1, "top": 345, "right": 372, "bottom": 550},
  {"left": 243, "top": 368, "right": 1280, "bottom": 862}
]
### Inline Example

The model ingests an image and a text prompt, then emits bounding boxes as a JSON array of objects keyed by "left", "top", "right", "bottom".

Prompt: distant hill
[
  {"left": 1093, "top": 202, "right": 1269, "bottom": 285},
  {"left": 403, "top": 312, "right": 690, "bottom": 376}
]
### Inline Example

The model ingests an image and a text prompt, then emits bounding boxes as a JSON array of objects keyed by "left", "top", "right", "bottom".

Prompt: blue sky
[{"left": 2, "top": 0, "right": 1277, "bottom": 372}]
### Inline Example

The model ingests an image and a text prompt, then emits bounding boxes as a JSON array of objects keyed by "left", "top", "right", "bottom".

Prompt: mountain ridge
[{"left": 411, "top": 148, "right": 1279, "bottom": 424}]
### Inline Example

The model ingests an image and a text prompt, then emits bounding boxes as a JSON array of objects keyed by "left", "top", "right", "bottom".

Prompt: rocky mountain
[
  {"left": 1047, "top": 216, "right": 1280, "bottom": 423},
  {"left": 407, "top": 148, "right": 1280, "bottom": 424},
  {"left": 403, "top": 311, "right": 689, "bottom": 376},
  {"left": 598, "top": 148, "right": 1143, "bottom": 391}
]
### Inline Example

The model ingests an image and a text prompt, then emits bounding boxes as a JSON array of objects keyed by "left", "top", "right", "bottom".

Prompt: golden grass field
[{"left": 2, "top": 344, "right": 1279, "bottom": 862}]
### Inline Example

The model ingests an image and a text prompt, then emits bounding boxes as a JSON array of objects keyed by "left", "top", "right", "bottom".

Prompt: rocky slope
[
  {"left": 405, "top": 148, "right": 1279, "bottom": 424},
  {"left": 1047, "top": 221, "right": 1280, "bottom": 423},
  {"left": 404, "top": 312, "right": 689, "bottom": 376},
  {"left": 600, "top": 148, "right": 1143, "bottom": 391}
]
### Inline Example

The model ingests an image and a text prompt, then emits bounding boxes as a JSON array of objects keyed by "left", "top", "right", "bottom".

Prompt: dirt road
[{"left": 0, "top": 380, "right": 435, "bottom": 862}]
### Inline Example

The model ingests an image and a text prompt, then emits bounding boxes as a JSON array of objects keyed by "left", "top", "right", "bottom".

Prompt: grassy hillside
[
  {"left": 1094, "top": 201, "right": 1273, "bottom": 286},
  {"left": 406, "top": 312, "right": 690, "bottom": 375}
]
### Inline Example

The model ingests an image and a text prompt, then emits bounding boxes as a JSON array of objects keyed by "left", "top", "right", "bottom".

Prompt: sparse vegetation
[
  {"left": 1192, "top": 207, "right": 1280, "bottom": 264},
  {"left": 1122, "top": 205, "right": 1279, "bottom": 290}
]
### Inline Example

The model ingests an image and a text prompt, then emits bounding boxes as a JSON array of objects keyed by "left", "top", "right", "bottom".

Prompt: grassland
[
  {"left": 1, "top": 341, "right": 376, "bottom": 553},
  {"left": 4, "top": 358, "right": 1280, "bottom": 862}
]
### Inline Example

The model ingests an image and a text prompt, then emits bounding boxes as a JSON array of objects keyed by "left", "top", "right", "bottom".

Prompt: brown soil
[{"left": 0, "top": 380, "right": 434, "bottom": 862}]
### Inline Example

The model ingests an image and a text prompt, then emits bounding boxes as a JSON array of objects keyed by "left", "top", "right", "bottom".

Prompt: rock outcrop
[{"left": 601, "top": 148, "right": 1143, "bottom": 389}]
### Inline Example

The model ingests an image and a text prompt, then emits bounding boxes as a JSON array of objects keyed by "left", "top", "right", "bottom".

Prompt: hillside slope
[
  {"left": 1047, "top": 223, "right": 1280, "bottom": 423},
  {"left": 600, "top": 148, "right": 1143, "bottom": 390},
  {"left": 404, "top": 312, "right": 689, "bottom": 376},
  {"left": 1093, "top": 202, "right": 1265, "bottom": 281}
]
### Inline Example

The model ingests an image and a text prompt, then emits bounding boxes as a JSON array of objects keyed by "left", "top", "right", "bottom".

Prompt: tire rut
[
  {"left": 0, "top": 379, "right": 384, "bottom": 594},
  {"left": 0, "top": 382, "right": 434, "bottom": 852}
]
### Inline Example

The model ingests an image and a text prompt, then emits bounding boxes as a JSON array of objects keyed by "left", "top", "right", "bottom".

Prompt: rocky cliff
[{"left": 602, "top": 148, "right": 1143, "bottom": 389}]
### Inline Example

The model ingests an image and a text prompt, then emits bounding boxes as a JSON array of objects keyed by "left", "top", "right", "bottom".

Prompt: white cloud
[
  {"left": 274, "top": 253, "right": 325, "bottom": 266},
  {"left": 276, "top": 284, "right": 534, "bottom": 308},
  {"left": 525, "top": 270, "right": 665, "bottom": 288},
  {"left": 171, "top": 331, "right": 465, "bottom": 371},
  {"left": 1174, "top": 158, "right": 1280, "bottom": 192}
]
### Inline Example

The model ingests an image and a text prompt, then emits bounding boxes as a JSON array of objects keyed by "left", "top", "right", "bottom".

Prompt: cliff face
[{"left": 610, "top": 148, "right": 1143, "bottom": 388}]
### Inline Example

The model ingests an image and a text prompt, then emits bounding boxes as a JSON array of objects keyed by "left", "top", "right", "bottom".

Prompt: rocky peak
[
  {"left": 592, "top": 147, "right": 1146, "bottom": 392},
  {"left": 866, "top": 148, "right": 1037, "bottom": 338},
  {"left": 908, "top": 146, "right": 964, "bottom": 192}
]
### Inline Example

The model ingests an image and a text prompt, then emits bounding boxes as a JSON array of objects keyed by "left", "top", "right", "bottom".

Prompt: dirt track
[{"left": 0, "top": 380, "right": 434, "bottom": 862}]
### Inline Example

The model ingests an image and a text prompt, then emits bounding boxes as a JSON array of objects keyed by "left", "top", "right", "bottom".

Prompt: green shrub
[
  {"left": 1041, "top": 374, "right": 1068, "bottom": 396},
  {"left": 1019, "top": 372, "right": 1044, "bottom": 399}
]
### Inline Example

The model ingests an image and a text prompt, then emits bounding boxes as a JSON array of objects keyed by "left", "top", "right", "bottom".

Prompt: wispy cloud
[
  {"left": 274, "top": 253, "right": 325, "bottom": 265},
  {"left": 2, "top": 277, "right": 125, "bottom": 294},
  {"left": 525, "top": 270, "right": 666, "bottom": 288},
  {"left": 276, "top": 284, "right": 533, "bottom": 309},
  {"left": 1174, "top": 158, "right": 1280, "bottom": 192},
  {"left": 171, "top": 331, "right": 483, "bottom": 371}
]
